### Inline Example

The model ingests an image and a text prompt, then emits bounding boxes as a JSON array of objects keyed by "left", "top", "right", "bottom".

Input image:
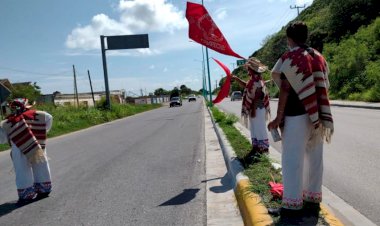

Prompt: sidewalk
[
  {"left": 204, "top": 103, "right": 244, "bottom": 225},
  {"left": 271, "top": 98, "right": 380, "bottom": 110},
  {"left": 330, "top": 100, "right": 380, "bottom": 110}
]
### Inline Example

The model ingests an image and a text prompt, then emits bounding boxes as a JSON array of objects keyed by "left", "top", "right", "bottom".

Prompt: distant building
[
  {"left": 131, "top": 95, "right": 170, "bottom": 104},
  {"left": 37, "top": 90, "right": 126, "bottom": 107}
]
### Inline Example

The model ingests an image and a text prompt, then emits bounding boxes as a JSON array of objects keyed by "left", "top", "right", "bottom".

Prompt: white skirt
[
  {"left": 249, "top": 108, "right": 269, "bottom": 149},
  {"left": 281, "top": 113, "right": 323, "bottom": 209}
]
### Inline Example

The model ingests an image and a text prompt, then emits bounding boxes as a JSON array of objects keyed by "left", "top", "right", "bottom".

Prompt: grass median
[{"left": 0, "top": 103, "right": 161, "bottom": 152}]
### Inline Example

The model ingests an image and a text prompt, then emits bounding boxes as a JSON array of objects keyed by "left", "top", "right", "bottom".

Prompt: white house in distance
[{"left": 38, "top": 90, "right": 125, "bottom": 107}]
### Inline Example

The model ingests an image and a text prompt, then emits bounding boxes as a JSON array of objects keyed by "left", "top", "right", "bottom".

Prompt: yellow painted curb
[
  {"left": 235, "top": 179, "right": 273, "bottom": 226},
  {"left": 321, "top": 204, "right": 345, "bottom": 226},
  {"left": 235, "top": 179, "right": 346, "bottom": 226}
]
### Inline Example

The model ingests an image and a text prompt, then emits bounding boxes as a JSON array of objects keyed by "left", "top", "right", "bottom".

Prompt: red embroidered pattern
[
  {"left": 282, "top": 197, "right": 303, "bottom": 210},
  {"left": 303, "top": 190, "right": 322, "bottom": 203}
]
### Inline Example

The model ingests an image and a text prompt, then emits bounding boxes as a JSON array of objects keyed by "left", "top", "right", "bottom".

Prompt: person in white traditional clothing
[
  {"left": 0, "top": 98, "right": 53, "bottom": 204},
  {"left": 267, "top": 21, "right": 334, "bottom": 218},
  {"left": 232, "top": 57, "right": 271, "bottom": 164}
]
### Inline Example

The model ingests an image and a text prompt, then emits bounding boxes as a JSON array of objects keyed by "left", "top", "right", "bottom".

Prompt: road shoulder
[{"left": 204, "top": 103, "right": 244, "bottom": 225}]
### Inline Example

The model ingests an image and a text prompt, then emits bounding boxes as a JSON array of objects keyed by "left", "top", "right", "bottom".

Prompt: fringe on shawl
[
  {"left": 309, "top": 122, "right": 334, "bottom": 146},
  {"left": 27, "top": 148, "right": 46, "bottom": 164},
  {"left": 3, "top": 116, "right": 47, "bottom": 164}
]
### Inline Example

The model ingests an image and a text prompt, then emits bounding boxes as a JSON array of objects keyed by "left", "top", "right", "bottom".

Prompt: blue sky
[{"left": 0, "top": 0, "right": 313, "bottom": 95}]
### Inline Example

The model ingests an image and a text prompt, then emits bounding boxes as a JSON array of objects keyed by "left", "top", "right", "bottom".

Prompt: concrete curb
[
  {"left": 207, "top": 106, "right": 346, "bottom": 226},
  {"left": 271, "top": 98, "right": 380, "bottom": 110}
]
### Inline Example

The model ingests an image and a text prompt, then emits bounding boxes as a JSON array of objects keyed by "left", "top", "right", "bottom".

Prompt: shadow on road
[
  {"left": 159, "top": 188, "right": 200, "bottom": 206},
  {"left": 0, "top": 196, "right": 50, "bottom": 218},
  {"left": 202, "top": 172, "right": 233, "bottom": 193},
  {"left": 0, "top": 201, "right": 21, "bottom": 218}
]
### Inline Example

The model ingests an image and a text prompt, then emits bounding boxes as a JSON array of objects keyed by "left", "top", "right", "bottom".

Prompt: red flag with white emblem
[{"left": 186, "top": 2, "right": 244, "bottom": 59}]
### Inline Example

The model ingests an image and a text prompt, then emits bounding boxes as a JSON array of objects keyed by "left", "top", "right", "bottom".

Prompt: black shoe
[
  {"left": 36, "top": 192, "right": 50, "bottom": 200},
  {"left": 268, "top": 207, "right": 303, "bottom": 217},
  {"left": 303, "top": 202, "right": 320, "bottom": 216}
]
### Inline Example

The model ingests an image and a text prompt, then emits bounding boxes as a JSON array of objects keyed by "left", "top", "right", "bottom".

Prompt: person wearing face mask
[
  {"left": 267, "top": 21, "right": 334, "bottom": 218},
  {"left": 231, "top": 57, "right": 271, "bottom": 164},
  {"left": 0, "top": 98, "right": 53, "bottom": 204}
]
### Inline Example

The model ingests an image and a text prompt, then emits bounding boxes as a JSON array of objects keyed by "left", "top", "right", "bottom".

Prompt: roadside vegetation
[
  {"left": 209, "top": 106, "right": 329, "bottom": 225},
  {"left": 0, "top": 102, "right": 161, "bottom": 152}
]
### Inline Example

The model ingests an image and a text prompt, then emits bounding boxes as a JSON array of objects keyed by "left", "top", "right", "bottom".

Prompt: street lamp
[
  {"left": 193, "top": 58, "right": 206, "bottom": 99},
  {"left": 200, "top": 0, "right": 213, "bottom": 106},
  {"left": 190, "top": 40, "right": 209, "bottom": 101}
]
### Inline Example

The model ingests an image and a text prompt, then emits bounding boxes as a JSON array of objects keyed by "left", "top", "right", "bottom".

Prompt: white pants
[
  {"left": 281, "top": 114, "right": 323, "bottom": 210},
  {"left": 11, "top": 143, "right": 52, "bottom": 200},
  {"left": 249, "top": 108, "right": 269, "bottom": 150}
]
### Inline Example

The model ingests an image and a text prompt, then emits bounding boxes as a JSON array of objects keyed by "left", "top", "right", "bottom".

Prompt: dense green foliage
[
  {"left": 324, "top": 18, "right": 380, "bottom": 101},
  {"left": 9, "top": 82, "right": 42, "bottom": 103},
  {"left": 247, "top": 0, "right": 380, "bottom": 101}
]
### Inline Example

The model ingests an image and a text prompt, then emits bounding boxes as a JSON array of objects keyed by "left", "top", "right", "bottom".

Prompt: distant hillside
[{"left": 250, "top": 0, "right": 380, "bottom": 101}]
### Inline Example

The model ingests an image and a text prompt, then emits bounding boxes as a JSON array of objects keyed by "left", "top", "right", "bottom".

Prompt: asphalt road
[
  {"left": 217, "top": 98, "right": 380, "bottom": 225},
  {"left": 0, "top": 99, "right": 206, "bottom": 226}
]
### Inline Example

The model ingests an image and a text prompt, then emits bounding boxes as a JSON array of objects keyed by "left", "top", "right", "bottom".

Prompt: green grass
[
  {"left": 210, "top": 106, "right": 282, "bottom": 208},
  {"left": 0, "top": 103, "right": 161, "bottom": 152}
]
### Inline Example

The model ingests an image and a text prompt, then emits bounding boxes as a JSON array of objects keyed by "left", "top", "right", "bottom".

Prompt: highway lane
[
  {"left": 0, "top": 99, "right": 206, "bottom": 226},
  {"left": 217, "top": 98, "right": 380, "bottom": 225}
]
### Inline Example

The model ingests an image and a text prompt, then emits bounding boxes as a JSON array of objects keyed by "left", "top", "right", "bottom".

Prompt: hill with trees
[{"left": 231, "top": 0, "right": 379, "bottom": 101}]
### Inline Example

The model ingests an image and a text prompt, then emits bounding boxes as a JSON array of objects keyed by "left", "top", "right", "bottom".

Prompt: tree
[
  {"left": 179, "top": 84, "right": 192, "bottom": 96},
  {"left": 10, "top": 82, "right": 42, "bottom": 104},
  {"left": 170, "top": 87, "right": 180, "bottom": 99},
  {"left": 327, "top": 0, "right": 379, "bottom": 42},
  {"left": 154, "top": 88, "right": 168, "bottom": 96}
]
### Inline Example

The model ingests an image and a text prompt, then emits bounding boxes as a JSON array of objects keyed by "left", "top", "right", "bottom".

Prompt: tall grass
[{"left": 0, "top": 103, "right": 161, "bottom": 151}]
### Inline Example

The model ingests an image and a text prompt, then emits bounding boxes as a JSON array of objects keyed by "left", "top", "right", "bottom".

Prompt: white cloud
[
  {"left": 66, "top": 0, "right": 187, "bottom": 51},
  {"left": 215, "top": 8, "right": 227, "bottom": 20},
  {"left": 163, "top": 67, "right": 168, "bottom": 72},
  {"left": 118, "top": 0, "right": 186, "bottom": 33},
  {"left": 66, "top": 14, "right": 131, "bottom": 50},
  {"left": 149, "top": 65, "right": 155, "bottom": 69}
]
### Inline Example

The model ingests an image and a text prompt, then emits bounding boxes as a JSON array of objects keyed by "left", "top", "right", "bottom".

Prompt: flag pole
[{"left": 202, "top": 0, "right": 213, "bottom": 106}]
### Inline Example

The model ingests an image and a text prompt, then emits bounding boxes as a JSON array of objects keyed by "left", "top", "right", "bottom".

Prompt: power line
[
  {"left": 0, "top": 65, "right": 71, "bottom": 77},
  {"left": 290, "top": 4, "right": 306, "bottom": 16}
]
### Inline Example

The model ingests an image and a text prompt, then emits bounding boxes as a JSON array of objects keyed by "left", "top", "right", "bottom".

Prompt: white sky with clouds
[{"left": 0, "top": 0, "right": 313, "bottom": 95}]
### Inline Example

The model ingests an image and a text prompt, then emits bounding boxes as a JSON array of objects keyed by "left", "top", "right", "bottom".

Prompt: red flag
[
  {"left": 212, "top": 58, "right": 231, "bottom": 104},
  {"left": 186, "top": 2, "right": 244, "bottom": 59}
]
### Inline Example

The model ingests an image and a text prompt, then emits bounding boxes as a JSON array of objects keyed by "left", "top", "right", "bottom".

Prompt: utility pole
[
  {"left": 201, "top": 46, "right": 206, "bottom": 99},
  {"left": 202, "top": 0, "right": 213, "bottom": 106},
  {"left": 87, "top": 70, "right": 96, "bottom": 106},
  {"left": 231, "top": 63, "right": 235, "bottom": 70},
  {"left": 290, "top": 4, "right": 306, "bottom": 16},
  {"left": 72, "top": 65, "right": 79, "bottom": 107},
  {"left": 100, "top": 35, "right": 111, "bottom": 109}
]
